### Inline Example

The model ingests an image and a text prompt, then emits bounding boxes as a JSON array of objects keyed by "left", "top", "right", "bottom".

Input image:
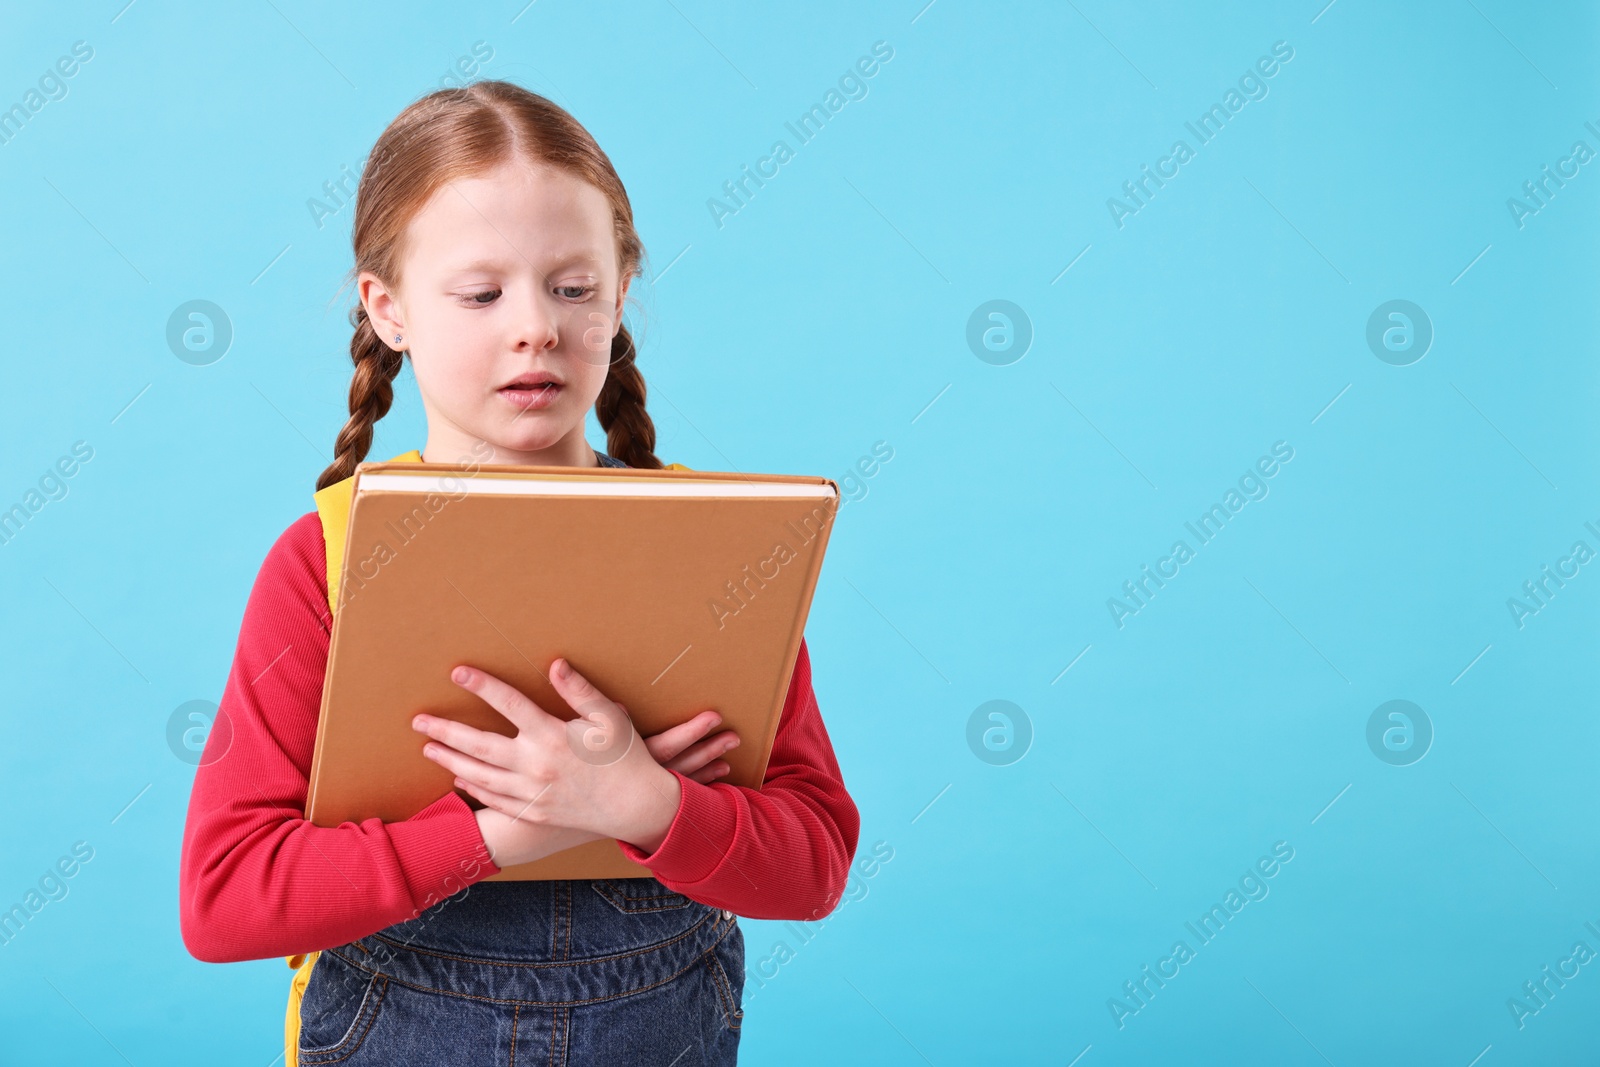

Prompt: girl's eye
[
  {"left": 557, "top": 285, "right": 594, "bottom": 300},
  {"left": 464, "top": 289, "right": 500, "bottom": 305}
]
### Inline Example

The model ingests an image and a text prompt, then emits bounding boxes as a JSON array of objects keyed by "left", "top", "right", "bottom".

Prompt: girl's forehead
[{"left": 404, "top": 162, "right": 616, "bottom": 269}]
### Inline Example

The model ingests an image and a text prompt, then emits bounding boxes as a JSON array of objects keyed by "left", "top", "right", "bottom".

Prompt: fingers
[
  {"left": 451, "top": 665, "right": 556, "bottom": 735},
  {"left": 453, "top": 776, "right": 547, "bottom": 824},
  {"left": 643, "top": 710, "right": 723, "bottom": 763},
  {"left": 662, "top": 731, "right": 741, "bottom": 776},
  {"left": 685, "top": 761, "right": 731, "bottom": 785},
  {"left": 547, "top": 659, "right": 642, "bottom": 767},
  {"left": 412, "top": 712, "right": 516, "bottom": 769},
  {"left": 524, "top": 661, "right": 735, "bottom": 779},
  {"left": 549, "top": 658, "right": 614, "bottom": 717},
  {"left": 420, "top": 737, "right": 527, "bottom": 797}
]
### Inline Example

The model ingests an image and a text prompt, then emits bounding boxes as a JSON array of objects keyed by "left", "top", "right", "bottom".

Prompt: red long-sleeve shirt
[{"left": 179, "top": 511, "right": 859, "bottom": 964}]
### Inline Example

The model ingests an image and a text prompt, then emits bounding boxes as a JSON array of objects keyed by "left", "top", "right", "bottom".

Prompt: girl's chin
[{"left": 482, "top": 424, "right": 579, "bottom": 459}]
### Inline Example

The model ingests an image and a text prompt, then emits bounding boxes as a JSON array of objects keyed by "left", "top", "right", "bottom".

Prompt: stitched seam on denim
[
  {"left": 703, "top": 953, "right": 742, "bottom": 1032},
  {"left": 607, "top": 880, "right": 676, "bottom": 899},
  {"left": 592, "top": 880, "right": 691, "bottom": 913},
  {"left": 510, "top": 1003, "right": 519, "bottom": 1067},
  {"left": 301, "top": 975, "right": 388, "bottom": 1062},
  {"left": 367, "top": 910, "right": 715, "bottom": 969},
  {"left": 559, "top": 1006, "right": 571, "bottom": 1065},
  {"left": 599, "top": 900, "right": 689, "bottom": 913},
  {"left": 601, "top": 878, "right": 689, "bottom": 902},
  {"left": 548, "top": 1007, "right": 557, "bottom": 1067},
  {"left": 322, "top": 920, "right": 736, "bottom": 1008},
  {"left": 562, "top": 881, "right": 571, "bottom": 961},
  {"left": 300, "top": 969, "right": 377, "bottom": 1058},
  {"left": 550, "top": 882, "right": 559, "bottom": 960}
]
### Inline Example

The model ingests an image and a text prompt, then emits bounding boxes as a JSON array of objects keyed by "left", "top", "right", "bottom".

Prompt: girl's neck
[{"left": 420, "top": 431, "right": 600, "bottom": 468}]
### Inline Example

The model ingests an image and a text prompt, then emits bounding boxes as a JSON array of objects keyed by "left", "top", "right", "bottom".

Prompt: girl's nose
[{"left": 511, "top": 286, "right": 560, "bottom": 351}]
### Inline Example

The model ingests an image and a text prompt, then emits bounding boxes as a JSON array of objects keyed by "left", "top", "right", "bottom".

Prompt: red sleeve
[
  {"left": 178, "top": 513, "right": 500, "bottom": 964},
  {"left": 616, "top": 638, "right": 861, "bottom": 921}
]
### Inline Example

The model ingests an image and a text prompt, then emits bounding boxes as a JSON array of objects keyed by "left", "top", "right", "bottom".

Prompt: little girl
[{"left": 178, "top": 80, "right": 859, "bottom": 1066}]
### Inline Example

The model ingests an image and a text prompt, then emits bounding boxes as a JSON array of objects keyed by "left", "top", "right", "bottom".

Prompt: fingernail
[
  {"left": 452, "top": 666, "right": 470, "bottom": 685},
  {"left": 726, "top": 738, "right": 740, "bottom": 749},
  {"left": 412, "top": 716, "right": 427, "bottom": 729},
  {"left": 553, "top": 659, "right": 568, "bottom": 680}
]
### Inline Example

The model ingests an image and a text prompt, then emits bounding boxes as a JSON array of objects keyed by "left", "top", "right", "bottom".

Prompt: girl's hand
[
  {"left": 458, "top": 702, "right": 738, "bottom": 870},
  {"left": 642, "top": 708, "right": 742, "bottom": 785},
  {"left": 413, "top": 660, "right": 735, "bottom": 858},
  {"left": 458, "top": 700, "right": 740, "bottom": 871}
]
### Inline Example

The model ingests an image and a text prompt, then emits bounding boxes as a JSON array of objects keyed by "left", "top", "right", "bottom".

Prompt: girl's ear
[
  {"left": 611, "top": 273, "right": 631, "bottom": 338},
  {"left": 358, "top": 270, "right": 405, "bottom": 347}
]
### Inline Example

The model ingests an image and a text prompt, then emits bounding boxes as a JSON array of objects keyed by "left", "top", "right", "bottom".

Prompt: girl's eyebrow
[
  {"left": 442, "top": 256, "right": 516, "bottom": 275},
  {"left": 441, "top": 251, "right": 603, "bottom": 276}
]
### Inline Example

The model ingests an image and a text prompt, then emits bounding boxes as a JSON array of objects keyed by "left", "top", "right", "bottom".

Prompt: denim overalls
[
  {"left": 295, "top": 878, "right": 745, "bottom": 1065},
  {"left": 295, "top": 450, "right": 743, "bottom": 1065}
]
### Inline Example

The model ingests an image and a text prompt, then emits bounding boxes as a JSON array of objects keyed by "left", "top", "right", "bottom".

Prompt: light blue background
[{"left": 0, "top": 1, "right": 1596, "bottom": 1063}]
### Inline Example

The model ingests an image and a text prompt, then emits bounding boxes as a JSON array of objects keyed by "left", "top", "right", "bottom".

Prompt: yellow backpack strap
[
  {"left": 284, "top": 951, "right": 319, "bottom": 1064},
  {"left": 311, "top": 450, "right": 422, "bottom": 613}
]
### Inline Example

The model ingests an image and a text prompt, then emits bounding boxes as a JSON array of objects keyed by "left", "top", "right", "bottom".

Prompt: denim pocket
[
  {"left": 590, "top": 877, "right": 693, "bottom": 913},
  {"left": 298, "top": 957, "right": 389, "bottom": 1063},
  {"left": 704, "top": 927, "right": 745, "bottom": 1033}
]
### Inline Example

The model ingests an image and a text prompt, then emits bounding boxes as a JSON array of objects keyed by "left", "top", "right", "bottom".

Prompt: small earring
[{"left": 393, "top": 334, "right": 403, "bottom": 345}]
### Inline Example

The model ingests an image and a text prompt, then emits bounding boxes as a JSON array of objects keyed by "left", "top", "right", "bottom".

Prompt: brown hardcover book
[{"left": 303, "top": 460, "right": 839, "bottom": 880}]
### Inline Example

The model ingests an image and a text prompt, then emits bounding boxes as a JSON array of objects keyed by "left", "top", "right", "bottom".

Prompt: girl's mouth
[{"left": 499, "top": 382, "right": 561, "bottom": 410}]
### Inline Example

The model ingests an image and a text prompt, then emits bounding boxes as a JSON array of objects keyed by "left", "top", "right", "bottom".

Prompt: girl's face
[{"left": 359, "top": 158, "right": 629, "bottom": 467}]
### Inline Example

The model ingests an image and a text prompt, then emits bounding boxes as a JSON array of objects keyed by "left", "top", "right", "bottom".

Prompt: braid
[
  {"left": 595, "top": 323, "right": 663, "bottom": 470},
  {"left": 315, "top": 305, "right": 406, "bottom": 491}
]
